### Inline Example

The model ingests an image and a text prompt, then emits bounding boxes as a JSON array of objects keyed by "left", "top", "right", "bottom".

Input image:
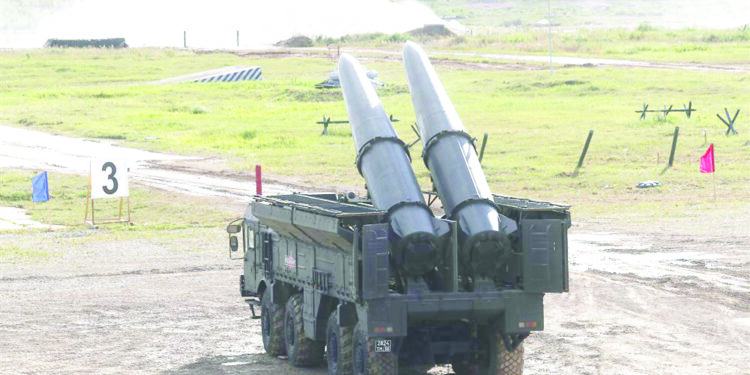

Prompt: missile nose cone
[
  {"left": 403, "top": 41, "right": 461, "bottom": 142},
  {"left": 402, "top": 41, "right": 430, "bottom": 84},
  {"left": 338, "top": 53, "right": 363, "bottom": 92},
  {"left": 402, "top": 40, "right": 420, "bottom": 59},
  {"left": 402, "top": 41, "right": 426, "bottom": 67},
  {"left": 338, "top": 53, "right": 379, "bottom": 108},
  {"left": 337, "top": 53, "right": 393, "bottom": 151},
  {"left": 337, "top": 53, "right": 357, "bottom": 75}
]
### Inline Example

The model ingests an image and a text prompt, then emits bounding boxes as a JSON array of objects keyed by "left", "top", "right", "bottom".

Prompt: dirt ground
[
  {"left": 1, "top": 221, "right": 746, "bottom": 375},
  {"left": 1, "top": 127, "right": 748, "bottom": 375},
  {"left": 0, "top": 226, "right": 316, "bottom": 375}
]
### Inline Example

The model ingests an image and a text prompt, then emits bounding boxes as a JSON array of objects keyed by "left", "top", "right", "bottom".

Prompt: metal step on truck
[{"left": 225, "top": 42, "right": 570, "bottom": 375}]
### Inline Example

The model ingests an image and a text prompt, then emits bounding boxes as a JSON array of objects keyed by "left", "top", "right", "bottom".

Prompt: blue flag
[{"left": 31, "top": 171, "right": 49, "bottom": 203}]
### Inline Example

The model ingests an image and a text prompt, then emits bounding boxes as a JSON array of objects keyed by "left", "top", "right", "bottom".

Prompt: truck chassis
[{"left": 228, "top": 192, "right": 569, "bottom": 375}]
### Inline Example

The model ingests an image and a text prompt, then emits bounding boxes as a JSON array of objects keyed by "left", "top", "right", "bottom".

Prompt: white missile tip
[
  {"left": 404, "top": 40, "right": 419, "bottom": 49},
  {"left": 403, "top": 41, "right": 426, "bottom": 60},
  {"left": 338, "top": 54, "right": 368, "bottom": 89},
  {"left": 338, "top": 53, "right": 358, "bottom": 70}
]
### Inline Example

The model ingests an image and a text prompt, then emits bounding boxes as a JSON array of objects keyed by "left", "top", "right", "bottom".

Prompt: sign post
[{"left": 84, "top": 159, "right": 131, "bottom": 225}]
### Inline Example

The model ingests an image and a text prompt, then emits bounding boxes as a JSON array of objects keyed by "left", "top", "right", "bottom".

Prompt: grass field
[
  {"left": 1, "top": 41, "right": 749, "bottom": 228},
  {"left": 325, "top": 25, "right": 750, "bottom": 65},
  {"left": 319, "top": 0, "right": 750, "bottom": 65},
  {"left": 421, "top": 0, "right": 749, "bottom": 31},
  {"left": 0, "top": 169, "right": 234, "bottom": 259},
  {"left": 439, "top": 26, "right": 750, "bottom": 64}
]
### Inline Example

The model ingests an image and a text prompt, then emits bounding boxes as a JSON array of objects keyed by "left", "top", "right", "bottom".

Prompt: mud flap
[
  {"left": 503, "top": 292, "right": 543, "bottom": 334},
  {"left": 365, "top": 298, "right": 406, "bottom": 337},
  {"left": 303, "top": 289, "right": 330, "bottom": 340}
]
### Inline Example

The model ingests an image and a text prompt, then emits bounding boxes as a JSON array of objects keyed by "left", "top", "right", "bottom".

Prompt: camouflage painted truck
[{"left": 226, "top": 42, "right": 570, "bottom": 375}]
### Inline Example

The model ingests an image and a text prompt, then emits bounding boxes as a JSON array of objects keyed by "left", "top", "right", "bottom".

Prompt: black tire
[
  {"left": 495, "top": 340, "right": 523, "bottom": 375},
  {"left": 352, "top": 322, "right": 398, "bottom": 375},
  {"left": 261, "top": 288, "right": 286, "bottom": 357},
  {"left": 452, "top": 330, "right": 523, "bottom": 375},
  {"left": 327, "top": 310, "right": 354, "bottom": 375},
  {"left": 284, "top": 293, "right": 325, "bottom": 367}
]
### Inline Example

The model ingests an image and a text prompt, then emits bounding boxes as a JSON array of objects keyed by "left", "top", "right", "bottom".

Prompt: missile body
[
  {"left": 403, "top": 41, "right": 516, "bottom": 276},
  {"left": 338, "top": 53, "right": 447, "bottom": 276}
]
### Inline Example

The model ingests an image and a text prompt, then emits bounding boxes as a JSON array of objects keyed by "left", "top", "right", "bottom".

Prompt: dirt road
[
  {"left": 0, "top": 125, "right": 294, "bottom": 200},
  {"left": 1, "top": 127, "right": 748, "bottom": 374}
]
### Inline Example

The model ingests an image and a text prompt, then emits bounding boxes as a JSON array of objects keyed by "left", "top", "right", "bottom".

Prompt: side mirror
[{"left": 227, "top": 218, "right": 245, "bottom": 259}]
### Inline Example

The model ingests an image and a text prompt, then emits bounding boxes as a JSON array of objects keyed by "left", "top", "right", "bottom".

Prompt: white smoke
[
  {"left": 2, "top": 0, "right": 444, "bottom": 49},
  {"left": 2, "top": 0, "right": 747, "bottom": 49}
]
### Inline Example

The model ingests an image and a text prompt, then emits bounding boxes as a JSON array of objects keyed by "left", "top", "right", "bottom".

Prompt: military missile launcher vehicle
[{"left": 226, "top": 43, "right": 570, "bottom": 375}]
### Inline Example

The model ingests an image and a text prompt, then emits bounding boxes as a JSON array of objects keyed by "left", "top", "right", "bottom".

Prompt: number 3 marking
[{"left": 102, "top": 162, "right": 119, "bottom": 194}]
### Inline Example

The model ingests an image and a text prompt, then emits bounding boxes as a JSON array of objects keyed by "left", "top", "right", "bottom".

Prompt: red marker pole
[
  {"left": 255, "top": 164, "right": 262, "bottom": 196},
  {"left": 712, "top": 148, "right": 716, "bottom": 201}
]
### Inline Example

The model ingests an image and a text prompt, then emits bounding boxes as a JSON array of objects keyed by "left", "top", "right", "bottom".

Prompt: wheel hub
[{"left": 285, "top": 313, "right": 295, "bottom": 346}]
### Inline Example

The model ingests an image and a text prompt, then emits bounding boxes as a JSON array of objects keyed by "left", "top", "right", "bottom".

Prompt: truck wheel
[
  {"left": 352, "top": 322, "right": 398, "bottom": 375},
  {"left": 452, "top": 330, "right": 523, "bottom": 375},
  {"left": 284, "top": 294, "right": 325, "bottom": 367},
  {"left": 495, "top": 340, "right": 523, "bottom": 375},
  {"left": 327, "top": 311, "right": 353, "bottom": 375},
  {"left": 261, "top": 288, "right": 286, "bottom": 357}
]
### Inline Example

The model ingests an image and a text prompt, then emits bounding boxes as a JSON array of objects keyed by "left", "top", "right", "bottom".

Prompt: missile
[
  {"left": 338, "top": 53, "right": 448, "bottom": 276},
  {"left": 402, "top": 41, "right": 517, "bottom": 277}
]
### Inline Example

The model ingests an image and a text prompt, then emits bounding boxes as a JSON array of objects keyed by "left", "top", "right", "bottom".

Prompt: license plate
[{"left": 375, "top": 339, "right": 392, "bottom": 353}]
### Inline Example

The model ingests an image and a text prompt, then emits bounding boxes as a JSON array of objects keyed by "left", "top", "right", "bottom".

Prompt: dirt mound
[
  {"left": 407, "top": 24, "right": 454, "bottom": 37},
  {"left": 274, "top": 35, "right": 313, "bottom": 47}
]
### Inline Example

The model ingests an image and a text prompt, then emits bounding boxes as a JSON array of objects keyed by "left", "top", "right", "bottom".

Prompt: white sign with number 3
[{"left": 90, "top": 159, "right": 130, "bottom": 199}]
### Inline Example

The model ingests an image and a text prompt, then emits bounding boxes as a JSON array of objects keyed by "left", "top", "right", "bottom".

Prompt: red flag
[{"left": 700, "top": 144, "right": 715, "bottom": 173}]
